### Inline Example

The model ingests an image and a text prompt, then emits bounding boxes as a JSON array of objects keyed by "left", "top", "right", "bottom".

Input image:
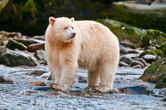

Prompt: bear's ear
[
  {"left": 71, "top": 17, "right": 75, "bottom": 22},
  {"left": 49, "top": 17, "right": 56, "bottom": 26}
]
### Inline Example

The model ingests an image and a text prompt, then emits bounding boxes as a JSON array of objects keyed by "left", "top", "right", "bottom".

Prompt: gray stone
[
  {"left": 0, "top": 50, "right": 38, "bottom": 66},
  {"left": 34, "top": 49, "right": 45, "bottom": 61},
  {"left": 119, "top": 61, "right": 129, "bottom": 67},
  {"left": 120, "top": 56, "right": 133, "bottom": 65},
  {"left": 130, "top": 60, "right": 144, "bottom": 68},
  {"left": 120, "top": 45, "right": 134, "bottom": 54},
  {"left": 142, "top": 54, "right": 158, "bottom": 63},
  {"left": 134, "top": 58, "right": 147, "bottom": 67}
]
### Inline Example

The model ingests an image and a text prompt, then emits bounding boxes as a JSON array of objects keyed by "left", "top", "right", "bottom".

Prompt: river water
[{"left": 0, "top": 65, "right": 165, "bottom": 110}]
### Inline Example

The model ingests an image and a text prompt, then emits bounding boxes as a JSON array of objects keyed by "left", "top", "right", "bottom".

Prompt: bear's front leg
[{"left": 51, "top": 58, "right": 78, "bottom": 91}]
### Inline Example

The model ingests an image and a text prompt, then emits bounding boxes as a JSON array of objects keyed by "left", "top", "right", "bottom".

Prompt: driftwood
[{"left": 27, "top": 43, "right": 45, "bottom": 52}]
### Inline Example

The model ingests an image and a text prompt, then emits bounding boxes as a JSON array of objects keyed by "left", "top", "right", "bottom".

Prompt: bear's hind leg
[
  {"left": 95, "top": 63, "right": 116, "bottom": 92},
  {"left": 88, "top": 69, "right": 100, "bottom": 88}
]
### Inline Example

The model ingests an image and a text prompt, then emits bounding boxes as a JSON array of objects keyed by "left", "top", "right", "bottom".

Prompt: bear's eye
[
  {"left": 71, "top": 27, "right": 74, "bottom": 29},
  {"left": 64, "top": 27, "right": 68, "bottom": 30}
]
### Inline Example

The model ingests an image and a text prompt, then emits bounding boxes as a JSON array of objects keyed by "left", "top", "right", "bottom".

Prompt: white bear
[{"left": 45, "top": 17, "right": 119, "bottom": 92}]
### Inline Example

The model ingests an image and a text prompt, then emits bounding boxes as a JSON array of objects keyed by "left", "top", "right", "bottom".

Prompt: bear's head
[{"left": 48, "top": 17, "right": 76, "bottom": 43}]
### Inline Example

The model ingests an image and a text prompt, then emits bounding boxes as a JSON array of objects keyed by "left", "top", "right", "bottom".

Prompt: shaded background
[{"left": 0, "top": 0, "right": 166, "bottom": 36}]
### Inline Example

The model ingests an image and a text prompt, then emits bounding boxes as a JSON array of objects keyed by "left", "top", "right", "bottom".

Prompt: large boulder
[
  {"left": 97, "top": 19, "right": 145, "bottom": 45},
  {"left": 139, "top": 58, "right": 166, "bottom": 88},
  {"left": 0, "top": 50, "right": 38, "bottom": 66}
]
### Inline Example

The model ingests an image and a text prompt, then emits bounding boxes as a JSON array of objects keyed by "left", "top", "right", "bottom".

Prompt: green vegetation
[
  {"left": 110, "top": 4, "right": 166, "bottom": 33},
  {"left": 0, "top": 0, "right": 113, "bottom": 36}
]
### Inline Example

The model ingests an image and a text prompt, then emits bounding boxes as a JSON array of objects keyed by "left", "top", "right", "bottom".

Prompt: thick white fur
[{"left": 45, "top": 17, "right": 119, "bottom": 92}]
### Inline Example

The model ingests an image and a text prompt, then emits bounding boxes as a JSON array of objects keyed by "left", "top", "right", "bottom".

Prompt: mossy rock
[
  {"left": 160, "top": 41, "right": 166, "bottom": 55},
  {"left": 141, "top": 29, "right": 166, "bottom": 46},
  {"left": 6, "top": 39, "right": 27, "bottom": 50},
  {"left": 120, "top": 41, "right": 135, "bottom": 49},
  {"left": 97, "top": 19, "right": 145, "bottom": 46},
  {"left": 120, "top": 56, "right": 133, "bottom": 65},
  {"left": 0, "top": 50, "right": 38, "bottom": 66},
  {"left": 139, "top": 58, "right": 166, "bottom": 84},
  {"left": 139, "top": 50, "right": 157, "bottom": 57},
  {"left": 153, "top": 49, "right": 164, "bottom": 57},
  {"left": 155, "top": 75, "right": 166, "bottom": 88},
  {"left": 16, "top": 39, "right": 36, "bottom": 46},
  {"left": 110, "top": 4, "right": 166, "bottom": 34}
]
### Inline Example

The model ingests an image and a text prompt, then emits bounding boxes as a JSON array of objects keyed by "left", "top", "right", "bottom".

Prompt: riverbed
[{"left": 0, "top": 65, "right": 165, "bottom": 110}]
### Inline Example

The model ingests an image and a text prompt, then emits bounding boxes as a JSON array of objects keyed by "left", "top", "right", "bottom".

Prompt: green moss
[
  {"left": 141, "top": 29, "right": 166, "bottom": 45},
  {"left": 96, "top": 19, "right": 144, "bottom": 46},
  {"left": 152, "top": 49, "right": 164, "bottom": 57},
  {"left": 120, "top": 56, "right": 132, "bottom": 65},
  {"left": 139, "top": 50, "right": 156, "bottom": 57},
  {"left": 160, "top": 41, "right": 166, "bottom": 55},
  {"left": 16, "top": 39, "right": 35, "bottom": 46},
  {"left": 140, "top": 58, "right": 166, "bottom": 84},
  {"left": 111, "top": 4, "right": 166, "bottom": 33},
  {"left": 6, "top": 39, "right": 27, "bottom": 50}
]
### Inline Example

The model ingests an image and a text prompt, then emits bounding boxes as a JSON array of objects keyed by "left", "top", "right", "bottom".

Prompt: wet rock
[
  {"left": 6, "top": 39, "right": 27, "bottom": 50},
  {"left": 0, "top": 46, "right": 6, "bottom": 55},
  {"left": 27, "top": 70, "right": 45, "bottom": 76},
  {"left": 119, "top": 61, "right": 129, "bottom": 67},
  {"left": 162, "top": 97, "right": 166, "bottom": 101},
  {"left": 132, "top": 65, "right": 142, "bottom": 68},
  {"left": 48, "top": 75, "right": 52, "bottom": 80},
  {"left": 143, "top": 46, "right": 157, "bottom": 51},
  {"left": 0, "top": 76, "right": 14, "bottom": 84},
  {"left": 0, "top": 50, "right": 38, "bottom": 66},
  {"left": 134, "top": 58, "right": 147, "bottom": 67},
  {"left": 128, "top": 48, "right": 144, "bottom": 54},
  {"left": 120, "top": 41, "right": 135, "bottom": 49},
  {"left": 142, "top": 54, "right": 158, "bottom": 63},
  {"left": 33, "top": 35, "right": 45, "bottom": 40},
  {"left": 29, "top": 39, "right": 45, "bottom": 45},
  {"left": 120, "top": 45, "right": 134, "bottom": 54},
  {"left": 29, "top": 81, "right": 47, "bottom": 86},
  {"left": 161, "top": 88, "right": 166, "bottom": 96},
  {"left": 140, "top": 58, "right": 166, "bottom": 88},
  {"left": 40, "top": 60, "right": 47, "bottom": 65},
  {"left": 118, "top": 84, "right": 149, "bottom": 95},
  {"left": 27, "top": 43, "right": 45, "bottom": 52},
  {"left": 7, "top": 32, "right": 21, "bottom": 38},
  {"left": 34, "top": 49, "right": 45, "bottom": 61},
  {"left": 130, "top": 60, "right": 144, "bottom": 68},
  {"left": 78, "top": 76, "right": 87, "bottom": 83},
  {"left": 120, "top": 56, "right": 133, "bottom": 65},
  {"left": 139, "top": 50, "right": 157, "bottom": 57},
  {"left": 123, "top": 53, "right": 140, "bottom": 59}
]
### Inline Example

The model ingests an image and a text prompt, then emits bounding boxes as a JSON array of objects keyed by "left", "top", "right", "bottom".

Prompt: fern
[{"left": 0, "top": 0, "right": 9, "bottom": 13}]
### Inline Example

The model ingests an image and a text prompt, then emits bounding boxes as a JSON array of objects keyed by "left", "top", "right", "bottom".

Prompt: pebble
[
  {"left": 142, "top": 54, "right": 158, "bottom": 63},
  {"left": 78, "top": 76, "right": 87, "bottom": 83}
]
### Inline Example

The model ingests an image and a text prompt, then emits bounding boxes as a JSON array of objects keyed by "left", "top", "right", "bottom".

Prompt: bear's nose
[{"left": 70, "top": 33, "right": 76, "bottom": 38}]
